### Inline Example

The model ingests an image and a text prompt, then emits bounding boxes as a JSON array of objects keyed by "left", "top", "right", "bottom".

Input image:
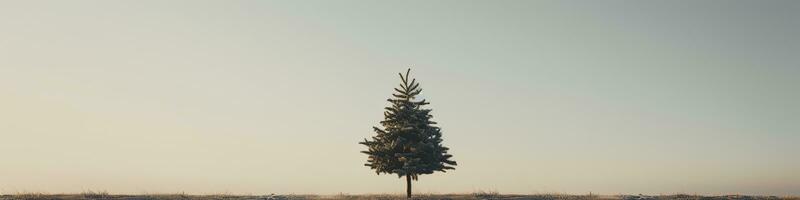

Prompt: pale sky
[{"left": 1, "top": 0, "right": 799, "bottom": 196}]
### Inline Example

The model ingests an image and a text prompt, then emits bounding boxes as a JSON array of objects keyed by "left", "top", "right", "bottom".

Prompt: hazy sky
[{"left": 1, "top": 0, "right": 799, "bottom": 196}]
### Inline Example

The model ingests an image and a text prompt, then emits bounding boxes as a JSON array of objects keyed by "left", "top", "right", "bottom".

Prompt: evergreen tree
[{"left": 360, "top": 69, "right": 457, "bottom": 199}]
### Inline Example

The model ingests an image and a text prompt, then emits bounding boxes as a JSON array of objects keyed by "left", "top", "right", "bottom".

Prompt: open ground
[{"left": 2, "top": 193, "right": 798, "bottom": 200}]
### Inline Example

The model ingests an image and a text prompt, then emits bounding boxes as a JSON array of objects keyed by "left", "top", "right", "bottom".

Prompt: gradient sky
[{"left": 1, "top": 0, "right": 799, "bottom": 196}]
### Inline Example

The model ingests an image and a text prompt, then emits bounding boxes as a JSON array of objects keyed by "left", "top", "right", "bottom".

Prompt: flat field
[{"left": 1, "top": 194, "right": 797, "bottom": 200}]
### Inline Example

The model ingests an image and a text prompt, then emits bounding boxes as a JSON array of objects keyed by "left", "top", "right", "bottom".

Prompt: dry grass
[{"left": 0, "top": 193, "right": 797, "bottom": 200}]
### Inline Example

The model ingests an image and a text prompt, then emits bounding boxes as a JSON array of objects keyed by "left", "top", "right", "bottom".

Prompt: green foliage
[{"left": 360, "top": 69, "right": 456, "bottom": 180}]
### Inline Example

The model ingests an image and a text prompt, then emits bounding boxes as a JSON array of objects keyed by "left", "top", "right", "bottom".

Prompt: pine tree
[{"left": 360, "top": 69, "right": 457, "bottom": 199}]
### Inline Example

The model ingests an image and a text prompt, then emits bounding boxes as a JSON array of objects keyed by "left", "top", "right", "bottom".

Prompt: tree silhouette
[{"left": 360, "top": 69, "right": 457, "bottom": 199}]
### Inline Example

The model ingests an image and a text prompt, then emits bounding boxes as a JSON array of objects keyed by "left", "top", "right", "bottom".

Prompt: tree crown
[{"left": 360, "top": 69, "right": 456, "bottom": 180}]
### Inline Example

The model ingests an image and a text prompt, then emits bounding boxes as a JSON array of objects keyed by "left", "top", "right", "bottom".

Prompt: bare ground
[{"left": 1, "top": 193, "right": 798, "bottom": 200}]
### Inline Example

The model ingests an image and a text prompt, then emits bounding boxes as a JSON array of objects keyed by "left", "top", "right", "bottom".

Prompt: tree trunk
[{"left": 406, "top": 175, "right": 412, "bottom": 199}]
